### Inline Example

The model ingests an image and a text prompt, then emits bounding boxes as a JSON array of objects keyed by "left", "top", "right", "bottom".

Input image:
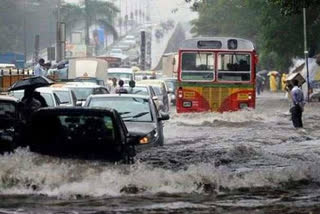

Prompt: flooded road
[{"left": 1, "top": 92, "right": 320, "bottom": 213}]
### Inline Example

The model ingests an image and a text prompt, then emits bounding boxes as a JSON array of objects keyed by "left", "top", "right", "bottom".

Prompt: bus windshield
[
  {"left": 181, "top": 52, "right": 214, "bottom": 81},
  {"left": 218, "top": 53, "right": 251, "bottom": 82}
]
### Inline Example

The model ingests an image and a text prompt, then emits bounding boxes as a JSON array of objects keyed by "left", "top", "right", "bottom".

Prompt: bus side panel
[{"left": 176, "top": 84, "right": 255, "bottom": 113}]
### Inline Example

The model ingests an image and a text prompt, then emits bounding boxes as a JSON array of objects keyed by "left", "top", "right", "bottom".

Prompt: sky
[{"left": 64, "top": 0, "right": 197, "bottom": 23}]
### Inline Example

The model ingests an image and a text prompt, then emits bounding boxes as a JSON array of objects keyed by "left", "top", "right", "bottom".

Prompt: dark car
[
  {"left": 85, "top": 94, "right": 170, "bottom": 146},
  {"left": 24, "top": 107, "right": 141, "bottom": 163},
  {"left": 0, "top": 95, "right": 22, "bottom": 153}
]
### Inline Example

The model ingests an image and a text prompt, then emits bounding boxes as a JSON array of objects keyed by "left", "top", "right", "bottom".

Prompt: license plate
[{"left": 183, "top": 101, "right": 192, "bottom": 108}]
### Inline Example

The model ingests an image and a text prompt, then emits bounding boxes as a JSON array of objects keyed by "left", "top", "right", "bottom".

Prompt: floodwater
[{"left": 1, "top": 92, "right": 320, "bottom": 213}]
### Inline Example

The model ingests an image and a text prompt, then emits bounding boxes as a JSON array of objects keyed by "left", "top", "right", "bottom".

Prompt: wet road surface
[{"left": 1, "top": 92, "right": 320, "bottom": 213}]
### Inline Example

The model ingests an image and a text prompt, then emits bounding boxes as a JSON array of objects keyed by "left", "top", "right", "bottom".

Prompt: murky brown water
[{"left": 0, "top": 92, "right": 320, "bottom": 213}]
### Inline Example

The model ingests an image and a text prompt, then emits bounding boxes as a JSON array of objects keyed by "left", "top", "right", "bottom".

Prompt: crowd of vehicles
[
  {"left": 0, "top": 70, "right": 173, "bottom": 162},
  {"left": 0, "top": 36, "right": 258, "bottom": 163}
]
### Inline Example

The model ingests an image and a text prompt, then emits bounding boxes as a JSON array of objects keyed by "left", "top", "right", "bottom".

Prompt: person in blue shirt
[{"left": 290, "top": 80, "right": 305, "bottom": 128}]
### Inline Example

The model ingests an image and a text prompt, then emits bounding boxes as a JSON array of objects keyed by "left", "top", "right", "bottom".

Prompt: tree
[
  {"left": 186, "top": 0, "right": 320, "bottom": 71},
  {"left": 267, "top": 0, "right": 320, "bottom": 15},
  {"left": 61, "top": 0, "right": 119, "bottom": 42}
]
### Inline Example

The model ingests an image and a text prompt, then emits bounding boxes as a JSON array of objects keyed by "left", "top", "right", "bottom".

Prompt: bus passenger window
[
  {"left": 218, "top": 53, "right": 251, "bottom": 82},
  {"left": 181, "top": 52, "right": 214, "bottom": 81}
]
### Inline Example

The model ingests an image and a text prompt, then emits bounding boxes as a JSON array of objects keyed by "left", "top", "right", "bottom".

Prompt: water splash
[{"left": 1, "top": 146, "right": 319, "bottom": 199}]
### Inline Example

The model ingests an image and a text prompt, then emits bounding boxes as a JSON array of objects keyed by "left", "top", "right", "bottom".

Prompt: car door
[{"left": 161, "top": 83, "right": 170, "bottom": 112}]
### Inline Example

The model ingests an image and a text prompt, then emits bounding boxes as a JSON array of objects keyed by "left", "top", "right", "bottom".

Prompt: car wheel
[
  {"left": 122, "top": 145, "right": 135, "bottom": 164},
  {"left": 157, "top": 133, "right": 164, "bottom": 146}
]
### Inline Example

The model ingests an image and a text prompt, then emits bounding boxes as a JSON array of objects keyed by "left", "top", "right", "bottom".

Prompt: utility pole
[
  {"left": 23, "top": 0, "right": 27, "bottom": 66},
  {"left": 85, "top": 0, "right": 91, "bottom": 56},
  {"left": 56, "top": 0, "right": 62, "bottom": 62},
  {"left": 303, "top": 7, "right": 310, "bottom": 101}
]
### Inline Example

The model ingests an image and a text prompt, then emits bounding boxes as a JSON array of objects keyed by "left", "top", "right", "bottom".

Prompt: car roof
[
  {"left": 0, "top": 95, "right": 19, "bottom": 102},
  {"left": 89, "top": 94, "right": 150, "bottom": 100},
  {"left": 123, "top": 84, "right": 150, "bottom": 88},
  {"left": 136, "top": 79, "right": 165, "bottom": 85},
  {"left": 34, "top": 107, "right": 118, "bottom": 117},
  {"left": 108, "top": 68, "right": 133, "bottom": 73},
  {"left": 63, "top": 82, "right": 102, "bottom": 88}
]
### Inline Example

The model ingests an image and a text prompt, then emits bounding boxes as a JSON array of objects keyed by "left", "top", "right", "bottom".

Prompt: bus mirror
[
  {"left": 255, "top": 55, "right": 259, "bottom": 64},
  {"left": 172, "top": 58, "right": 176, "bottom": 65}
]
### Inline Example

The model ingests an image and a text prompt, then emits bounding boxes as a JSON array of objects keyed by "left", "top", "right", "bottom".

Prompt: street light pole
[
  {"left": 85, "top": 0, "right": 91, "bottom": 57},
  {"left": 56, "top": 0, "right": 62, "bottom": 62},
  {"left": 23, "top": 0, "right": 27, "bottom": 66},
  {"left": 303, "top": 7, "right": 310, "bottom": 102}
]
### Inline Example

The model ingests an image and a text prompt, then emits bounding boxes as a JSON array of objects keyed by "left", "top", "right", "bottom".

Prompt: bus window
[
  {"left": 218, "top": 53, "right": 251, "bottom": 82},
  {"left": 181, "top": 52, "right": 214, "bottom": 81}
]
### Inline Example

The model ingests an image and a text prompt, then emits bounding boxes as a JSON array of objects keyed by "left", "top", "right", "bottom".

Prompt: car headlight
[{"left": 139, "top": 130, "right": 158, "bottom": 144}]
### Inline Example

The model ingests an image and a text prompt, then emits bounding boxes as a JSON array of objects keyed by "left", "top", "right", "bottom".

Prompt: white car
[
  {"left": 62, "top": 82, "right": 109, "bottom": 106},
  {"left": 107, "top": 68, "right": 134, "bottom": 85},
  {"left": 9, "top": 88, "right": 61, "bottom": 107},
  {"left": 50, "top": 85, "right": 77, "bottom": 106}
]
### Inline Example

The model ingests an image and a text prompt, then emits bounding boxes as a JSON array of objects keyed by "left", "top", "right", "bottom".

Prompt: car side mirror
[{"left": 158, "top": 111, "right": 170, "bottom": 121}]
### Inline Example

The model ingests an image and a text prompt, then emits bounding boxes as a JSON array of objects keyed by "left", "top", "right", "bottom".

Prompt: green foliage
[
  {"left": 188, "top": 0, "right": 320, "bottom": 71},
  {"left": 61, "top": 0, "right": 119, "bottom": 39},
  {"left": 267, "top": 0, "right": 320, "bottom": 15}
]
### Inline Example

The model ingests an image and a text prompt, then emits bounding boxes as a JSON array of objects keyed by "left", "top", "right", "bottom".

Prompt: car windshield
[
  {"left": 54, "top": 91, "right": 71, "bottom": 104},
  {"left": 10, "top": 91, "right": 24, "bottom": 100},
  {"left": 165, "top": 81, "right": 176, "bottom": 91},
  {"left": 33, "top": 114, "right": 116, "bottom": 145},
  {"left": 0, "top": 102, "right": 15, "bottom": 118},
  {"left": 125, "top": 86, "right": 149, "bottom": 96},
  {"left": 111, "top": 49, "right": 122, "bottom": 54},
  {"left": 69, "top": 88, "right": 94, "bottom": 101},
  {"left": 89, "top": 97, "right": 152, "bottom": 122},
  {"left": 41, "top": 93, "right": 55, "bottom": 107},
  {"left": 152, "top": 86, "right": 162, "bottom": 96},
  {"left": 108, "top": 73, "right": 133, "bottom": 80}
]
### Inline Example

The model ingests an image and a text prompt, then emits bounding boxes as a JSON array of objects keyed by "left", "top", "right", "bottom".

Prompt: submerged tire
[{"left": 122, "top": 145, "right": 136, "bottom": 164}]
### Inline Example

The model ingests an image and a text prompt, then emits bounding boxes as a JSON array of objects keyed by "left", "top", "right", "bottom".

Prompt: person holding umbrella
[{"left": 9, "top": 76, "right": 54, "bottom": 121}]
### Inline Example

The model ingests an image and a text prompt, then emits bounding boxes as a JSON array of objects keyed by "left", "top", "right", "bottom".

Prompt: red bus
[{"left": 176, "top": 37, "right": 258, "bottom": 113}]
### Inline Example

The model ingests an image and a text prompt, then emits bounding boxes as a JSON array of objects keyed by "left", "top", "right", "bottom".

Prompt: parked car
[
  {"left": 0, "top": 96, "right": 22, "bottom": 153},
  {"left": 85, "top": 94, "right": 170, "bottom": 146},
  {"left": 25, "top": 107, "right": 142, "bottom": 163},
  {"left": 62, "top": 82, "right": 109, "bottom": 106},
  {"left": 137, "top": 79, "right": 170, "bottom": 112}
]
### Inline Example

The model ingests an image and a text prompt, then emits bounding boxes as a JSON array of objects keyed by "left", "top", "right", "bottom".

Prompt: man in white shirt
[
  {"left": 34, "top": 58, "right": 45, "bottom": 76},
  {"left": 290, "top": 80, "right": 305, "bottom": 128}
]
